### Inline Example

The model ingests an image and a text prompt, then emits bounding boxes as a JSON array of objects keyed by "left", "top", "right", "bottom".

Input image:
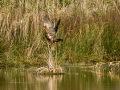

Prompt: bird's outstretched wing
[
  {"left": 55, "top": 19, "right": 60, "bottom": 33},
  {"left": 43, "top": 16, "right": 55, "bottom": 35}
]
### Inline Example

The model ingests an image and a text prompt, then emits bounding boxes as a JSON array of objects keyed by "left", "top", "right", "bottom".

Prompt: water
[{"left": 0, "top": 66, "right": 120, "bottom": 90}]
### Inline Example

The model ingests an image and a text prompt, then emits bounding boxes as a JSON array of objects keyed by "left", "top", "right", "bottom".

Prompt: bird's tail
[{"left": 54, "top": 39, "right": 63, "bottom": 42}]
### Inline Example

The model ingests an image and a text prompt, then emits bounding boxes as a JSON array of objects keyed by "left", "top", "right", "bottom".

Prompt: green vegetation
[{"left": 0, "top": 0, "right": 120, "bottom": 67}]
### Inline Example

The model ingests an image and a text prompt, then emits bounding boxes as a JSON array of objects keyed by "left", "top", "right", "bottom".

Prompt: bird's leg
[{"left": 51, "top": 40, "right": 55, "bottom": 51}]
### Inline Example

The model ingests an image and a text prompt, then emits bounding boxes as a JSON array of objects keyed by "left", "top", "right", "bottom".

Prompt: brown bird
[{"left": 43, "top": 15, "right": 63, "bottom": 50}]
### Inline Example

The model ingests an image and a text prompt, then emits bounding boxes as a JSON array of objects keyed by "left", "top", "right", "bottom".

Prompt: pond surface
[{"left": 0, "top": 66, "right": 120, "bottom": 90}]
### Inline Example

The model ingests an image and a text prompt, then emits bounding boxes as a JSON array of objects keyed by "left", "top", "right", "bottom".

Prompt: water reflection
[
  {"left": 36, "top": 75, "right": 62, "bottom": 90},
  {"left": 0, "top": 67, "right": 120, "bottom": 90},
  {"left": 0, "top": 68, "right": 63, "bottom": 90}
]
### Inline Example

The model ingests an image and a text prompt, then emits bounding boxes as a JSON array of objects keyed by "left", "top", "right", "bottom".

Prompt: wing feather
[
  {"left": 55, "top": 19, "right": 60, "bottom": 33},
  {"left": 43, "top": 16, "right": 55, "bottom": 34}
]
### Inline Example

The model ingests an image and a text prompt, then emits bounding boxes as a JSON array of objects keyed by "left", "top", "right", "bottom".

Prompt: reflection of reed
[
  {"left": 36, "top": 75, "right": 63, "bottom": 90},
  {"left": 0, "top": 68, "right": 63, "bottom": 90}
]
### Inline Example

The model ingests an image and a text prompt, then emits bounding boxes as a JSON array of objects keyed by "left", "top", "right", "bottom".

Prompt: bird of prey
[{"left": 43, "top": 15, "right": 63, "bottom": 50}]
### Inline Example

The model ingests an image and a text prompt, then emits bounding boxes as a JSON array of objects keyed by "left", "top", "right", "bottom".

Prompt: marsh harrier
[{"left": 43, "top": 15, "right": 63, "bottom": 50}]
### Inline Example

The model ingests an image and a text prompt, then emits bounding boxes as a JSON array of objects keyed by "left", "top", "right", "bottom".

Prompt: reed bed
[
  {"left": 93, "top": 61, "right": 120, "bottom": 74},
  {"left": 0, "top": 0, "right": 120, "bottom": 66}
]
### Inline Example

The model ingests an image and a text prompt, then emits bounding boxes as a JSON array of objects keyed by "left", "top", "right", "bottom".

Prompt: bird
[{"left": 43, "top": 15, "right": 63, "bottom": 50}]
